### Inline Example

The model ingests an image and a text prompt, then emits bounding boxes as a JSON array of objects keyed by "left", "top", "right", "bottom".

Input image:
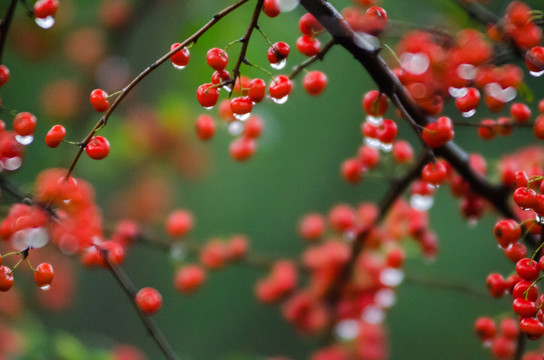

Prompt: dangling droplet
[
  {"left": 39, "top": 284, "right": 51, "bottom": 291},
  {"left": 379, "top": 268, "right": 404, "bottom": 287},
  {"left": 272, "top": 95, "right": 288, "bottom": 104},
  {"left": 366, "top": 115, "right": 383, "bottom": 126},
  {"left": 375, "top": 288, "right": 396, "bottom": 308},
  {"left": 278, "top": 0, "right": 299, "bottom": 12},
  {"left": 35, "top": 16, "right": 55, "bottom": 29},
  {"left": 228, "top": 121, "right": 244, "bottom": 136},
  {"left": 270, "top": 58, "right": 287, "bottom": 70},
  {"left": 203, "top": 106, "right": 214, "bottom": 110},
  {"left": 410, "top": 194, "right": 434, "bottom": 211},
  {"left": 461, "top": 109, "right": 476, "bottom": 118},
  {"left": 172, "top": 64, "right": 186, "bottom": 70},
  {"left": 2, "top": 157, "right": 22, "bottom": 171},
  {"left": 364, "top": 137, "right": 380, "bottom": 149},
  {"left": 448, "top": 87, "right": 467, "bottom": 98},
  {"left": 335, "top": 319, "right": 359, "bottom": 341},
  {"left": 379, "top": 142, "right": 393, "bottom": 153},
  {"left": 530, "top": 70, "right": 544, "bottom": 77},
  {"left": 233, "top": 112, "right": 250, "bottom": 121},
  {"left": 16, "top": 135, "right": 33, "bottom": 145},
  {"left": 361, "top": 305, "right": 385, "bottom": 324}
]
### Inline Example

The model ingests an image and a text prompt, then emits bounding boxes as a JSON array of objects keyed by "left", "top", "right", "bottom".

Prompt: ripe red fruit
[
  {"left": 206, "top": 48, "right": 228, "bottom": 71},
  {"left": 392, "top": 140, "right": 414, "bottom": 163},
  {"left": 342, "top": 158, "right": 363, "bottom": 184},
  {"left": 174, "top": 265, "right": 206, "bottom": 294},
  {"left": 474, "top": 317, "right": 496, "bottom": 341},
  {"left": 534, "top": 115, "right": 544, "bottom": 139},
  {"left": 504, "top": 242, "right": 527, "bottom": 263},
  {"left": 135, "top": 287, "right": 162, "bottom": 315},
  {"left": 229, "top": 137, "right": 255, "bottom": 161},
  {"left": 363, "top": 6, "right": 388, "bottom": 36},
  {"left": 230, "top": 96, "right": 253, "bottom": 117},
  {"left": 302, "top": 71, "right": 327, "bottom": 96},
  {"left": 513, "top": 297, "right": 537, "bottom": 317},
  {"left": 362, "top": 90, "right": 388, "bottom": 116},
  {"left": 477, "top": 119, "right": 496, "bottom": 140},
  {"left": 227, "top": 234, "right": 249, "bottom": 260},
  {"left": 267, "top": 42, "right": 290, "bottom": 65},
  {"left": 511, "top": 102, "right": 531, "bottom": 123},
  {"left": 520, "top": 317, "right": 544, "bottom": 340},
  {"left": 328, "top": 204, "right": 356, "bottom": 232},
  {"left": 486, "top": 273, "right": 507, "bottom": 298},
  {"left": 166, "top": 209, "right": 194, "bottom": 237},
  {"left": 512, "top": 280, "right": 538, "bottom": 301},
  {"left": 90, "top": 89, "right": 110, "bottom": 113},
  {"left": 516, "top": 257, "right": 540, "bottom": 282},
  {"left": 170, "top": 43, "right": 190, "bottom": 68},
  {"left": 263, "top": 0, "right": 280, "bottom": 17},
  {"left": 296, "top": 35, "right": 321, "bottom": 57},
  {"left": 211, "top": 70, "right": 230, "bottom": 85},
  {"left": 376, "top": 119, "right": 397, "bottom": 144},
  {"left": 195, "top": 114, "right": 215, "bottom": 141},
  {"left": 248, "top": 78, "right": 266, "bottom": 103},
  {"left": 200, "top": 240, "right": 228, "bottom": 269},
  {"left": 421, "top": 161, "right": 448, "bottom": 186},
  {"left": 243, "top": 116, "right": 263, "bottom": 139},
  {"left": 0, "top": 65, "right": 9, "bottom": 87},
  {"left": 13, "top": 112, "right": 37, "bottom": 136},
  {"left": 455, "top": 87, "right": 480, "bottom": 113},
  {"left": 0, "top": 266, "right": 13, "bottom": 292},
  {"left": 513, "top": 187, "right": 537, "bottom": 210},
  {"left": 525, "top": 46, "right": 544, "bottom": 73},
  {"left": 45, "top": 124, "right": 66, "bottom": 148},
  {"left": 421, "top": 116, "right": 454, "bottom": 148},
  {"left": 298, "top": 213, "right": 325, "bottom": 240},
  {"left": 269, "top": 75, "right": 292, "bottom": 101},
  {"left": 493, "top": 219, "right": 521, "bottom": 248},
  {"left": 34, "top": 0, "right": 59, "bottom": 18},
  {"left": 490, "top": 337, "right": 515, "bottom": 359},
  {"left": 299, "top": 13, "right": 324, "bottom": 36},
  {"left": 34, "top": 263, "right": 54, "bottom": 288},
  {"left": 196, "top": 83, "right": 219, "bottom": 108},
  {"left": 85, "top": 135, "right": 110, "bottom": 160}
]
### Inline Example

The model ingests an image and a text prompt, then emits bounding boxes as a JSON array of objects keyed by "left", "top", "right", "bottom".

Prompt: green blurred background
[{"left": 1, "top": 0, "right": 544, "bottom": 359}]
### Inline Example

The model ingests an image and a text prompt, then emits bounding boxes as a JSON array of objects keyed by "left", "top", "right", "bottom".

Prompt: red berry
[
  {"left": 206, "top": 48, "right": 228, "bottom": 71},
  {"left": 363, "top": 6, "right": 387, "bottom": 36},
  {"left": 263, "top": 0, "right": 280, "bottom": 17},
  {"left": 511, "top": 102, "right": 531, "bottom": 123},
  {"left": 248, "top": 78, "right": 266, "bottom": 103},
  {"left": 455, "top": 87, "right": 480, "bottom": 113},
  {"left": 174, "top": 265, "right": 206, "bottom": 294},
  {"left": 534, "top": 115, "right": 544, "bottom": 139},
  {"left": 504, "top": 242, "right": 527, "bottom": 263},
  {"left": 362, "top": 90, "right": 388, "bottom": 116},
  {"left": 269, "top": 75, "right": 292, "bottom": 101},
  {"left": 513, "top": 297, "right": 538, "bottom": 317},
  {"left": 486, "top": 273, "right": 507, "bottom": 298},
  {"left": 493, "top": 219, "right": 521, "bottom": 248},
  {"left": 516, "top": 258, "right": 540, "bottom": 281},
  {"left": 166, "top": 209, "right": 194, "bottom": 237},
  {"left": 34, "top": 263, "right": 54, "bottom": 288},
  {"left": 0, "top": 65, "right": 9, "bottom": 87},
  {"left": 358, "top": 145, "right": 379, "bottom": 169},
  {"left": 513, "top": 280, "right": 539, "bottom": 301},
  {"left": 302, "top": 71, "right": 327, "bottom": 96},
  {"left": 135, "top": 287, "right": 162, "bottom": 315},
  {"left": 90, "top": 89, "right": 110, "bottom": 113},
  {"left": 328, "top": 204, "right": 356, "bottom": 232},
  {"left": 376, "top": 119, "right": 397, "bottom": 144},
  {"left": 45, "top": 125, "right": 66, "bottom": 148},
  {"left": 230, "top": 96, "right": 253, "bottom": 117},
  {"left": 229, "top": 137, "right": 255, "bottom": 161},
  {"left": 196, "top": 83, "right": 219, "bottom": 108},
  {"left": 13, "top": 112, "right": 37, "bottom": 136},
  {"left": 342, "top": 158, "right": 363, "bottom": 184},
  {"left": 243, "top": 116, "right": 263, "bottom": 139},
  {"left": 34, "top": 0, "right": 59, "bottom": 18},
  {"left": 298, "top": 213, "right": 325, "bottom": 240},
  {"left": 296, "top": 35, "right": 321, "bottom": 57},
  {"left": 513, "top": 187, "right": 537, "bottom": 210},
  {"left": 421, "top": 116, "right": 454, "bottom": 148},
  {"left": 98, "top": 241, "right": 125, "bottom": 267},
  {"left": 211, "top": 70, "right": 230, "bottom": 85},
  {"left": 267, "top": 42, "right": 290, "bottom": 65},
  {"left": 299, "top": 13, "right": 323, "bottom": 36},
  {"left": 474, "top": 317, "right": 496, "bottom": 341},
  {"left": 526, "top": 46, "right": 544, "bottom": 73},
  {"left": 85, "top": 135, "right": 110, "bottom": 160},
  {"left": 170, "top": 43, "right": 190, "bottom": 68},
  {"left": 0, "top": 266, "right": 13, "bottom": 292},
  {"left": 421, "top": 161, "right": 448, "bottom": 186},
  {"left": 195, "top": 114, "right": 215, "bottom": 141},
  {"left": 200, "top": 240, "right": 228, "bottom": 269},
  {"left": 500, "top": 318, "right": 519, "bottom": 340},
  {"left": 520, "top": 317, "right": 544, "bottom": 340},
  {"left": 477, "top": 119, "right": 496, "bottom": 140},
  {"left": 392, "top": 140, "right": 414, "bottom": 163}
]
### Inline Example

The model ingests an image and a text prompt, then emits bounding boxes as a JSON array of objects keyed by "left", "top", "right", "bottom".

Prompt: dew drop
[
  {"left": 203, "top": 106, "right": 214, "bottom": 110},
  {"left": 26, "top": 227, "right": 49, "bottom": 248},
  {"left": 379, "top": 142, "right": 393, "bottom": 153},
  {"left": 536, "top": 213, "right": 544, "bottom": 225},
  {"left": 400, "top": 52, "right": 430, "bottom": 75},
  {"left": 457, "top": 63, "right": 476, "bottom": 80},
  {"left": 170, "top": 242, "right": 186, "bottom": 261},
  {"left": 279, "top": 0, "right": 299, "bottom": 12},
  {"left": 233, "top": 112, "right": 250, "bottom": 121},
  {"left": 335, "top": 319, "right": 359, "bottom": 341},
  {"left": 16, "top": 135, "right": 33, "bottom": 145},
  {"left": 270, "top": 58, "right": 287, "bottom": 70},
  {"left": 448, "top": 87, "right": 468, "bottom": 98},
  {"left": 361, "top": 305, "right": 385, "bottom": 324},
  {"left": 39, "top": 284, "right": 51, "bottom": 291},
  {"left": 461, "top": 109, "right": 476, "bottom": 118},
  {"left": 228, "top": 121, "right": 244, "bottom": 136},
  {"left": 375, "top": 288, "right": 396, "bottom": 308},
  {"left": 379, "top": 268, "right": 404, "bottom": 287},
  {"left": 365, "top": 115, "right": 383, "bottom": 126},
  {"left": 222, "top": 84, "right": 233, "bottom": 92},
  {"left": 2, "top": 157, "right": 22, "bottom": 171},
  {"left": 530, "top": 70, "right": 544, "bottom": 77},
  {"left": 35, "top": 16, "right": 55, "bottom": 29},
  {"left": 343, "top": 229, "right": 356, "bottom": 242},
  {"left": 364, "top": 137, "right": 380, "bottom": 149},
  {"left": 272, "top": 95, "right": 288, "bottom": 104},
  {"left": 410, "top": 194, "right": 434, "bottom": 211},
  {"left": 467, "top": 217, "right": 479, "bottom": 227},
  {"left": 172, "top": 64, "right": 186, "bottom": 70}
]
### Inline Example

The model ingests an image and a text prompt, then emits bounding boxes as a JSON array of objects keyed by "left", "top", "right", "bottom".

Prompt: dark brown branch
[
  {"left": 404, "top": 273, "right": 488, "bottom": 298},
  {"left": 289, "top": 39, "right": 335, "bottom": 79},
  {"left": 0, "top": 0, "right": 17, "bottom": 64},
  {"left": 451, "top": 0, "right": 500, "bottom": 25}
]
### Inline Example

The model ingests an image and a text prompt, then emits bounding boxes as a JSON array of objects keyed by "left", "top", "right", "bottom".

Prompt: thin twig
[
  {"left": 289, "top": 39, "right": 335, "bottom": 79},
  {"left": 0, "top": 0, "right": 17, "bottom": 64}
]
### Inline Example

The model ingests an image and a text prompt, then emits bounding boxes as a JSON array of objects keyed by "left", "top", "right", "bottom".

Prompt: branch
[
  {"left": 289, "top": 39, "right": 335, "bottom": 79},
  {"left": 65, "top": 0, "right": 251, "bottom": 178},
  {"left": 0, "top": 0, "right": 17, "bottom": 64}
]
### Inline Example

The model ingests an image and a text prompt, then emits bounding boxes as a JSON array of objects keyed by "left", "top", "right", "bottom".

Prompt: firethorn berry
[
  {"left": 85, "top": 135, "right": 110, "bottom": 160},
  {"left": 45, "top": 125, "right": 66, "bottom": 148},
  {"left": 358, "top": 145, "right": 379, "bottom": 169},
  {"left": 299, "top": 13, "right": 323, "bottom": 36},
  {"left": 500, "top": 318, "right": 519, "bottom": 340},
  {"left": 200, "top": 240, "right": 228, "bottom": 269},
  {"left": 12, "top": 112, "right": 37, "bottom": 136},
  {"left": 513, "top": 187, "right": 537, "bottom": 209},
  {"left": 520, "top": 317, "right": 544, "bottom": 340},
  {"left": 513, "top": 280, "right": 539, "bottom": 301},
  {"left": 342, "top": 158, "right": 363, "bottom": 184},
  {"left": 211, "top": 70, "right": 230, "bottom": 85},
  {"left": 230, "top": 96, "right": 253, "bottom": 117},
  {"left": 486, "top": 273, "right": 507, "bottom": 298},
  {"left": 302, "top": 71, "right": 327, "bottom": 96},
  {"left": 455, "top": 87, "right": 480, "bottom": 113},
  {"left": 533, "top": 115, "right": 544, "bottom": 139},
  {"left": 135, "top": 287, "right": 162, "bottom": 315},
  {"left": 510, "top": 102, "right": 531, "bottom": 123},
  {"left": 496, "top": 117, "right": 513, "bottom": 136},
  {"left": 298, "top": 213, "right": 325, "bottom": 240},
  {"left": 363, "top": 6, "right": 388, "bottom": 36},
  {"left": 376, "top": 119, "right": 397, "bottom": 144},
  {"left": 385, "top": 248, "right": 405, "bottom": 268},
  {"left": 90, "top": 89, "right": 110, "bottom": 113},
  {"left": 421, "top": 116, "right": 454, "bottom": 148},
  {"left": 474, "top": 317, "right": 497, "bottom": 341},
  {"left": 296, "top": 35, "right": 321, "bottom": 57},
  {"left": 262, "top": 0, "right": 280, "bottom": 17},
  {"left": 267, "top": 42, "right": 290, "bottom": 65},
  {"left": 174, "top": 265, "right": 206, "bottom": 294},
  {"left": 206, "top": 48, "right": 228, "bottom": 71},
  {"left": 328, "top": 204, "right": 356, "bottom": 232},
  {"left": 362, "top": 90, "right": 388, "bottom": 116},
  {"left": 196, "top": 83, "right": 219, "bottom": 108},
  {"left": 392, "top": 140, "right": 414, "bottom": 163},
  {"left": 504, "top": 242, "right": 527, "bottom": 263},
  {"left": 34, "top": 263, "right": 54, "bottom": 288},
  {"left": 493, "top": 219, "right": 521, "bottom": 248},
  {"left": 490, "top": 337, "right": 515, "bottom": 359},
  {"left": 516, "top": 258, "right": 540, "bottom": 282},
  {"left": 477, "top": 119, "right": 496, "bottom": 140},
  {"left": 229, "top": 137, "right": 255, "bottom": 161},
  {"left": 0, "top": 266, "right": 13, "bottom": 292},
  {"left": 269, "top": 75, "right": 292, "bottom": 101},
  {"left": 421, "top": 161, "right": 448, "bottom": 186},
  {"left": 514, "top": 170, "right": 529, "bottom": 188},
  {"left": 513, "top": 298, "right": 538, "bottom": 317},
  {"left": 248, "top": 78, "right": 266, "bottom": 103},
  {"left": 0, "top": 65, "right": 9, "bottom": 87},
  {"left": 243, "top": 116, "right": 263, "bottom": 139},
  {"left": 195, "top": 114, "right": 215, "bottom": 141},
  {"left": 166, "top": 209, "right": 194, "bottom": 237},
  {"left": 98, "top": 241, "right": 125, "bottom": 267},
  {"left": 170, "top": 43, "right": 190, "bottom": 68},
  {"left": 525, "top": 46, "right": 544, "bottom": 73},
  {"left": 33, "top": 0, "right": 59, "bottom": 18}
]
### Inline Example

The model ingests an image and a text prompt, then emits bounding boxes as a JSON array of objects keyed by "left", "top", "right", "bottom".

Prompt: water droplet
[
  {"left": 35, "top": 16, "right": 55, "bottom": 29},
  {"left": 279, "top": 0, "right": 299, "bottom": 12},
  {"left": 39, "top": 284, "right": 51, "bottom": 291},
  {"left": 485, "top": 83, "right": 516, "bottom": 103},
  {"left": 457, "top": 63, "right": 476, "bottom": 80},
  {"left": 364, "top": 137, "right": 380, "bottom": 149},
  {"left": 170, "top": 242, "right": 186, "bottom": 261},
  {"left": 26, "top": 227, "right": 49, "bottom": 248},
  {"left": 379, "top": 268, "right": 404, "bottom": 287},
  {"left": 354, "top": 32, "right": 380, "bottom": 52},
  {"left": 375, "top": 288, "right": 396, "bottom": 308},
  {"left": 461, "top": 109, "right": 476, "bottom": 118},
  {"left": 233, "top": 112, "right": 250, "bottom": 121},
  {"left": 16, "top": 135, "right": 33, "bottom": 145},
  {"left": 343, "top": 229, "right": 356, "bottom": 242},
  {"left": 379, "top": 142, "right": 393, "bottom": 153},
  {"left": 272, "top": 95, "right": 288, "bottom": 104},
  {"left": 1, "top": 157, "right": 22, "bottom": 171},
  {"left": 400, "top": 52, "right": 430, "bottom": 75},
  {"left": 270, "top": 58, "right": 286, "bottom": 70},
  {"left": 228, "top": 121, "right": 244, "bottom": 136},
  {"left": 335, "top": 319, "right": 359, "bottom": 341},
  {"left": 203, "top": 106, "right": 214, "bottom": 110},
  {"left": 536, "top": 214, "right": 544, "bottom": 225},
  {"left": 172, "top": 64, "right": 186, "bottom": 70},
  {"left": 365, "top": 115, "right": 383, "bottom": 126},
  {"left": 361, "top": 305, "right": 385, "bottom": 324},
  {"left": 410, "top": 194, "right": 434, "bottom": 211},
  {"left": 222, "top": 84, "right": 233, "bottom": 92},
  {"left": 448, "top": 87, "right": 467, "bottom": 98},
  {"left": 530, "top": 70, "right": 544, "bottom": 77},
  {"left": 467, "top": 217, "right": 479, "bottom": 227}
]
